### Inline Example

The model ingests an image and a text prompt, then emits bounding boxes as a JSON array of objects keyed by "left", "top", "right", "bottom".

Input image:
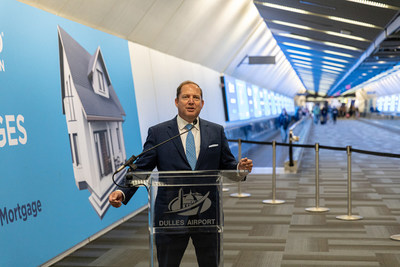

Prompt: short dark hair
[{"left": 176, "top": 80, "right": 203, "bottom": 99}]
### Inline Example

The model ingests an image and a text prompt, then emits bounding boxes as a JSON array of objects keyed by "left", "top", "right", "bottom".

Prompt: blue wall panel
[{"left": 0, "top": 2, "right": 146, "bottom": 266}]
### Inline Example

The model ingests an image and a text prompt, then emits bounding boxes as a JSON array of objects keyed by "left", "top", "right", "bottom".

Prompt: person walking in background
[
  {"left": 320, "top": 102, "right": 328, "bottom": 125},
  {"left": 312, "top": 103, "right": 320, "bottom": 124},
  {"left": 278, "top": 108, "right": 291, "bottom": 142},
  {"left": 331, "top": 106, "right": 338, "bottom": 124},
  {"left": 339, "top": 103, "right": 347, "bottom": 117}
]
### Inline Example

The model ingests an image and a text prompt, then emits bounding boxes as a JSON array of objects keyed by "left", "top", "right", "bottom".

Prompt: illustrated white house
[{"left": 58, "top": 26, "right": 127, "bottom": 219}]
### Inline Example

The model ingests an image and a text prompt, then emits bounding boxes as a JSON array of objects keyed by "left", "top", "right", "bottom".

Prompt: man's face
[{"left": 175, "top": 83, "right": 204, "bottom": 123}]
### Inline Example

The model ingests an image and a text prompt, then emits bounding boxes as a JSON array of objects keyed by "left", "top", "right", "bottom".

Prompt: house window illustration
[
  {"left": 65, "top": 77, "right": 76, "bottom": 121},
  {"left": 116, "top": 127, "right": 121, "bottom": 151},
  {"left": 96, "top": 69, "right": 107, "bottom": 95},
  {"left": 58, "top": 26, "right": 127, "bottom": 219},
  {"left": 69, "top": 133, "right": 80, "bottom": 166}
]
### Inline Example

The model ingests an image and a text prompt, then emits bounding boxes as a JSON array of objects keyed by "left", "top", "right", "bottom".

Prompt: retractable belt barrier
[{"left": 227, "top": 138, "right": 400, "bottom": 241}]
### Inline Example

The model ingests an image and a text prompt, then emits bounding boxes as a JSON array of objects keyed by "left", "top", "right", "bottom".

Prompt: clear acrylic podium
[{"left": 125, "top": 170, "right": 245, "bottom": 267}]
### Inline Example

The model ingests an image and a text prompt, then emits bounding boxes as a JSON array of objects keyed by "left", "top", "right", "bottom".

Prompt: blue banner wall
[{"left": 0, "top": 2, "right": 146, "bottom": 266}]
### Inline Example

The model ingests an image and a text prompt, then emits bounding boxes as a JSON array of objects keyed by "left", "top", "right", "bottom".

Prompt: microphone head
[{"left": 193, "top": 118, "right": 198, "bottom": 125}]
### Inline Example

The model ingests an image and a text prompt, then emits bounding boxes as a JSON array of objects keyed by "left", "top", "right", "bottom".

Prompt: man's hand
[
  {"left": 109, "top": 191, "right": 124, "bottom": 208},
  {"left": 238, "top": 157, "right": 253, "bottom": 173}
]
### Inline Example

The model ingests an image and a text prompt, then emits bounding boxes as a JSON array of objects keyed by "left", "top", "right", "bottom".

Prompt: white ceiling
[{"left": 18, "top": 0, "right": 305, "bottom": 97}]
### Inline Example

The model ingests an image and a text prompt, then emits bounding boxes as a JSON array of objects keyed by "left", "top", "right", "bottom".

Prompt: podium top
[{"left": 125, "top": 170, "right": 247, "bottom": 187}]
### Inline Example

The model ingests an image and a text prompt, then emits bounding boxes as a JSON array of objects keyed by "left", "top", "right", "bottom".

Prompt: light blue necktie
[{"left": 185, "top": 124, "right": 196, "bottom": 170}]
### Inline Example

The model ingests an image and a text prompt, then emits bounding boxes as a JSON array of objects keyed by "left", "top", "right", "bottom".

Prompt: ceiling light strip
[
  {"left": 323, "top": 50, "right": 354, "bottom": 58},
  {"left": 292, "top": 59, "right": 312, "bottom": 65},
  {"left": 322, "top": 61, "right": 346, "bottom": 68},
  {"left": 282, "top": 42, "right": 312, "bottom": 50},
  {"left": 346, "top": 0, "right": 400, "bottom": 10},
  {"left": 294, "top": 63, "right": 313, "bottom": 69},
  {"left": 328, "top": 15, "right": 400, "bottom": 95},
  {"left": 290, "top": 54, "right": 312, "bottom": 61},
  {"left": 286, "top": 49, "right": 312, "bottom": 56},
  {"left": 323, "top": 56, "right": 350, "bottom": 63},
  {"left": 254, "top": 1, "right": 381, "bottom": 29},
  {"left": 270, "top": 19, "right": 369, "bottom": 42},
  {"left": 279, "top": 33, "right": 362, "bottom": 51},
  {"left": 321, "top": 65, "right": 345, "bottom": 71}
]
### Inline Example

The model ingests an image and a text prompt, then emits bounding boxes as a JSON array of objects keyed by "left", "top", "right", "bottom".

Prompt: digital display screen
[
  {"left": 221, "top": 75, "right": 295, "bottom": 122},
  {"left": 236, "top": 79, "right": 250, "bottom": 120},
  {"left": 383, "top": 95, "right": 390, "bottom": 112},
  {"left": 390, "top": 95, "right": 396, "bottom": 112},
  {"left": 377, "top": 97, "right": 384, "bottom": 112}
]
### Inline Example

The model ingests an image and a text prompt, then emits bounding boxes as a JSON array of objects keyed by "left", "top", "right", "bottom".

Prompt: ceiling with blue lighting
[{"left": 254, "top": 0, "right": 400, "bottom": 96}]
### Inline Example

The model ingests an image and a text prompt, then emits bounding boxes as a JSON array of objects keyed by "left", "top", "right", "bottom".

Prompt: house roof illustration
[{"left": 58, "top": 26, "right": 126, "bottom": 121}]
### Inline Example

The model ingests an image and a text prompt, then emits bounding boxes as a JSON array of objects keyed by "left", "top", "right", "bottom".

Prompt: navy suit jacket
[{"left": 122, "top": 116, "right": 237, "bottom": 204}]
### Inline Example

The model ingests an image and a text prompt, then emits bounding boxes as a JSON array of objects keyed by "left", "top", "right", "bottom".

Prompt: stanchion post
[
  {"left": 336, "top": 146, "right": 363, "bottom": 221},
  {"left": 230, "top": 139, "right": 250, "bottom": 198},
  {"left": 289, "top": 130, "right": 294, "bottom": 167},
  {"left": 263, "top": 140, "right": 285, "bottom": 204},
  {"left": 306, "top": 143, "right": 329, "bottom": 212}
]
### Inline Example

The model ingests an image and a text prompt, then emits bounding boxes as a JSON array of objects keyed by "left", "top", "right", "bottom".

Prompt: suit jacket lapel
[{"left": 197, "top": 118, "right": 209, "bottom": 168}]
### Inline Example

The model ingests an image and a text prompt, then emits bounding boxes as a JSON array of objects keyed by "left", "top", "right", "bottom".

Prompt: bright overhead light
[
  {"left": 327, "top": 16, "right": 378, "bottom": 28},
  {"left": 255, "top": 1, "right": 381, "bottom": 28},
  {"left": 286, "top": 49, "right": 312, "bottom": 56},
  {"left": 280, "top": 33, "right": 361, "bottom": 51},
  {"left": 322, "top": 68, "right": 341, "bottom": 74},
  {"left": 279, "top": 33, "right": 312, "bottom": 41},
  {"left": 298, "top": 72, "right": 313, "bottom": 77},
  {"left": 323, "top": 56, "right": 350, "bottom": 63},
  {"left": 271, "top": 20, "right": 312, "bottom": 30},
  {"left": 290, "top": 54, "right": 312, "bottom": 61},
  {"left": 322, "top": 61, "right": 346, "bottom": 68},
  {"left": 270, "top": 19, "right": 369, "bottom": 42},
  {"left": 322, "top": 65, "right": 345, "bottom": 71},
  {"left": 319, "top": 82, "right": 334, "bottom": 86},
  {"left": 323, "top": 50, "right": 354, "bottom": 58},
  {"left": 320, "top": 77, "right": 336, "bottom": 82},
  {"left": 345, "top": 0, "right": 398, "bottom": 10},
  {"left": 323, "top": 41, "right": 361, "bottom": 51},
  {"left": 294, "top": 63, "right": 313, "bottom": 69},
  {"left": 282, "top": 42, "right": 311, "bottom": 50},
  {"left": 325, "top": 31, "right": 369, "bottom": 42},
  {"left": 255, "top": 2, "right": 309, "bottom": 14},
  {"left": 297, "top": 69, "right": 313, "bottom": 74},
  {"left": 292, "top": 59, "right": 312, "bottom": 65}
]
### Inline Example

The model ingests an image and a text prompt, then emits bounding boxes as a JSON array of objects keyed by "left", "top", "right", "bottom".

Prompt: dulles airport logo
[{"left": 167, "top": 188, "right": 211, "bottom": 216}]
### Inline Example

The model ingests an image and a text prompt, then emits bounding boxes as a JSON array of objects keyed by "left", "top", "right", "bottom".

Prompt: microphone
[{"left": 115, "top": 118, "right": 198, "bottom": 173}]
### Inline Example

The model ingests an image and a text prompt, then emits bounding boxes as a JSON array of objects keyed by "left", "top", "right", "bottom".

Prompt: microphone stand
[{"left": 114, "top": 119, "right": 197, "bottom": 174}]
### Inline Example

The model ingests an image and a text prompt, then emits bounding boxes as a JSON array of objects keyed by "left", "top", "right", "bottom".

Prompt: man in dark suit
[{"left": 109, "top": 80, "right": 253, "bottom": 266}]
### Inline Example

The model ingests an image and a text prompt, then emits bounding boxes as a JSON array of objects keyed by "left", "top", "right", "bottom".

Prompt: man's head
[{"left": 175, "top": 81, "right": 204, "bottom": 123}]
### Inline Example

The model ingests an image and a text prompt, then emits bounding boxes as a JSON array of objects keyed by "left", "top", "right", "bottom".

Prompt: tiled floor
[{"left": 51, "top": 118, "right": 400, "bottom": 266}]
